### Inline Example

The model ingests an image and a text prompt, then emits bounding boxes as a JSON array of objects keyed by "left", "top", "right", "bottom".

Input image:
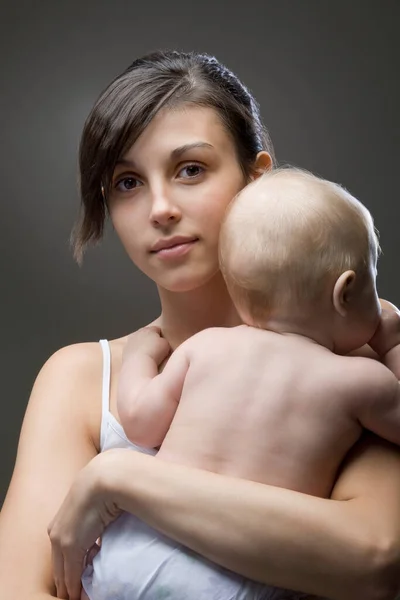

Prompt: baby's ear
[{"left": 332, "top": 270, "right": 356, "bottom": 317}]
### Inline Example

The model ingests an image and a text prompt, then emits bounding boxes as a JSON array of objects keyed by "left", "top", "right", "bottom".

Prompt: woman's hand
[{"left": 47, "top": 452, "right": 122, "bottom": 600}]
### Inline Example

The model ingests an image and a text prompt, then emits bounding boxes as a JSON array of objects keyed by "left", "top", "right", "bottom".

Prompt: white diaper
[{"left": 82, "top": 512, "right": 311, "bottom": 600}]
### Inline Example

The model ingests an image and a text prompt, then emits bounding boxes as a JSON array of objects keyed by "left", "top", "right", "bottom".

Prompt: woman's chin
[{"left": 156, "top": 268, "right": 221, "bottom": 294}]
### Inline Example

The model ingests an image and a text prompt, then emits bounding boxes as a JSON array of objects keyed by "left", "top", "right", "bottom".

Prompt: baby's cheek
[{"left": 80, "top": 589, "right": 90, "bottom": 600}]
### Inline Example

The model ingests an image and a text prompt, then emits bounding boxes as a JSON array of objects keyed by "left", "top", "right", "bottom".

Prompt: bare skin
[
  {"left": 2, "top": 327, "right": 400, "bottom": 600},
  {"left": 119, "top": 324, "right": 400, "bottom": 500},
  {"left": 117, "top": 173, "right": 396, "bottom": 512},
  {"left": 1, "top": 106, "right": 400, "bottom": 600}
]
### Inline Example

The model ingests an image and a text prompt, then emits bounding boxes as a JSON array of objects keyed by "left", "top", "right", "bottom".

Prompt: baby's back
[{"left": 157, "top": 325, "right": 362, "bottom": 498}]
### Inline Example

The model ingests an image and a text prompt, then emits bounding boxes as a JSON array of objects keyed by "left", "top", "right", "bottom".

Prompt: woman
[{"left": 0, "top": 50, "right": 399, "bottom": 600}]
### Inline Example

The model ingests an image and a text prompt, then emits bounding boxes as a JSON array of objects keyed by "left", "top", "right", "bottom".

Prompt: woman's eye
[
  {"left": 115, "top": 177, "right": 141, "bottom": 192},
  {"left": 179, "top": 164, "right": 204, "bottom": 179}
]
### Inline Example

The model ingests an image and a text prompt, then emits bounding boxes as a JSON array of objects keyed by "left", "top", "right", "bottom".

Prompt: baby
[{"left": 82, "top": 168, "right": 400, "bottom": 600}]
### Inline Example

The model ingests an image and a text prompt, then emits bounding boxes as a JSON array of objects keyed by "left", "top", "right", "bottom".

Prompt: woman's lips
[{"left": 153, "top": 239, "right": 198, "bottom": 259}]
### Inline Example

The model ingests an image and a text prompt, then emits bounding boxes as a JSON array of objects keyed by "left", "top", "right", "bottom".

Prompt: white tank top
[{"left": 98, "top": 339, "right": 156, "bottom": 456}]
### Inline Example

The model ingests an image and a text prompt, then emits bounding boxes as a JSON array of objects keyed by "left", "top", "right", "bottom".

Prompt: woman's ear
[
  {"left": 251, "top": 151, "right": 272, "bottom": 180},
  {"left": 333, "top": 270, "right": 356, "bottom": 317}
]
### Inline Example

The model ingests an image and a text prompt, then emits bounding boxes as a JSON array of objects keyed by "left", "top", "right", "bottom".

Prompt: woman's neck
[{"left": 157, "top": 273, "right": 242, "bottom": 349}]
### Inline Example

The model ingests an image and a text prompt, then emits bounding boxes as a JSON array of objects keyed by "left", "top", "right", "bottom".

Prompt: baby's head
[{"left": 219, "top": 167, "right": 381, "bottom": 353}]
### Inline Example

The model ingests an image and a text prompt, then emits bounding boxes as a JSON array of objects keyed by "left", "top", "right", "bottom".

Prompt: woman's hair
[
  {"left": 72, "top": 50, "right": 275, "bottom": 262},
  {"left": 219, "top": 167, "right": 380, "bottom": 327}
]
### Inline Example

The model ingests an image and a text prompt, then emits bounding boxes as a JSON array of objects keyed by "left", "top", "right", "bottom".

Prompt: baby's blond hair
[{"left": 219, "top": 167, "right": 379, "bottom": 326}]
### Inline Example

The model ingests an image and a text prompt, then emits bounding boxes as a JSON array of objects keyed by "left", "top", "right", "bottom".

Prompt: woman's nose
[{"left": 149, "top": 190, "right": 182, "bottom": 227}]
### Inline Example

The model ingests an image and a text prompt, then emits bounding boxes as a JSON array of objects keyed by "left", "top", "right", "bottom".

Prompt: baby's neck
[{"left": 258, "top": 314, "right": 334, "bottom": 351}]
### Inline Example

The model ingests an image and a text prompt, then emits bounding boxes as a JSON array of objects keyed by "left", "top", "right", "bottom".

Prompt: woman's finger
[
  {"left": 51, "top": 544, "right": 68, "bottom": 599},
  {"left": 64, "top": 549, "right": 86, "bottom": 600}
]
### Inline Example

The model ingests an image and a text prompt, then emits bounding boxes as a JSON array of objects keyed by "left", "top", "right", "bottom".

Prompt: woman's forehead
[{"left": 121, "top": 105, "right": 233, "bottom": 163}]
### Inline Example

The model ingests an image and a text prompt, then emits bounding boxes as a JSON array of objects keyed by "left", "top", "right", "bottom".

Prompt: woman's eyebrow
[
  {"left": 115, "top": 157, "right": 137, "bottom": 168},
  {"left": 115, "top": 142, "right": 214, "bottom": 169},
  {"left": 171, "top": 142, "right": 214, "bottom": 158}
]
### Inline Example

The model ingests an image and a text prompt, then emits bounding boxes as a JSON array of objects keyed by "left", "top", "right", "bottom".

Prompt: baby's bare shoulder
[
  {"left": 336, "top": 354, "right": 397, "bottom": 402},
  {"left": 185, "top": 325, "right": 241, "bottom": 345},
  {"left": 339, "top": 354, "right": 390, "bottom": 379},
  {"left": 179, "top": 327, "right": 248, "bottom": 362}
]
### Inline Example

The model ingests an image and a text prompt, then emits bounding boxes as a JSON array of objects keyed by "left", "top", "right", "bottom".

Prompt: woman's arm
[
  {"left": 99, "top": 434, "right": 400, "bottom": 600},
  {"left": 0, "top": 343, "right": 102, "bottom": 600}
]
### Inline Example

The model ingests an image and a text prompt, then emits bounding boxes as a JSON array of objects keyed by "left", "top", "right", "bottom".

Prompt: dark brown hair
[{"left": 72, "top": 50, "right": 275, "bottom": 262}]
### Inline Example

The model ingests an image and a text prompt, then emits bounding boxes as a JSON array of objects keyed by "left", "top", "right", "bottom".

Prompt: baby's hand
[
  {"left": 123, "top": 326, "right": 171, "bottom": 367},
  {"left": 369, "top": 299, "right": 400, "bottom": 357}
]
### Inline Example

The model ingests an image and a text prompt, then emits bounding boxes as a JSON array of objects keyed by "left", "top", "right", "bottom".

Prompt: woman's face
[{"left": 108, "top": 105, "right": 247, "bottom": 292}]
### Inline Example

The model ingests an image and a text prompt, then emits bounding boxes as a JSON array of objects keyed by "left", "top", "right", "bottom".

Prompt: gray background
[{"left": 1, "top": 0, "right": 399, "bottom": 504}]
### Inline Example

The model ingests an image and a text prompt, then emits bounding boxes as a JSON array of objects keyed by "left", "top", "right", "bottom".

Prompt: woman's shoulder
[
  {"left": 33, "top": 340, "right": 119, "bottom": 452},
  {"left": 45, "top": 334, "right": 127, "bottom": 373},
  {"left": 43, "top": 340, "right": 104, "bottom": 379},
  {"left": 19, "top": 335, "right": 132, "bottom": 461},
  {"left": 44, "top": 327, "right": 147, "bottom": 388}
]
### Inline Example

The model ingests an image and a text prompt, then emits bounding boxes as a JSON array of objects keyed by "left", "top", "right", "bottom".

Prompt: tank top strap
[{"left": 99, "top": 339, "right": 111, "bottom": 450}]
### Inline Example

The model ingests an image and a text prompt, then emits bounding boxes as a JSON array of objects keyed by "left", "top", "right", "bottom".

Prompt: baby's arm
[
  {"left": 369, "top": 299, "right": 400, "bottom": 378},
  {"left": 117, "top": 327, "right": 190, "bottom": 447},
  {"left": 354, "top": 359, "right": 400, "bottom": 446}
]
